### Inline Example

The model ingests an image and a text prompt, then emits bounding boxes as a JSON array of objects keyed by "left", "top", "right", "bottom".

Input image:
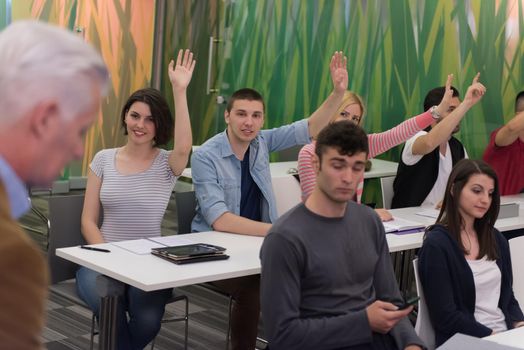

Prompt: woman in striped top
[
  {"left": 76, "top": 49, "right": 195, "bottom": 350},
  {"left": 298, "top": 75, "right": 453, "bottom": 221}
]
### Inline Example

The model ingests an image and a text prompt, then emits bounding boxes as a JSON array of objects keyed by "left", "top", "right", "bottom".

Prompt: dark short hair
[
  {"left": 226, "top": 88, "right": 265, "bottom": 113},
  {"left": 423, "top": 86, "right": 460, "bottom": 111},
  {"left": 435, "top": 159, "right": 500, "bottom": 260},
  {"left": 315, "top": 121, "right": 369, "bottom": 162},
  {"left": 515, "top": 91, "right": 524, "bottom": 113},
  {"left": 120, "top": 88, "right": 173, "bottom": 146}
]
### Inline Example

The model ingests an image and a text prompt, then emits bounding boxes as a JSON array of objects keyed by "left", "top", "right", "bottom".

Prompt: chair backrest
[
  {"left": 275, "top": 145, "right": 303, "bottom": 162},
  {"left": 509, "top": 236, "right": 524, "bottom": 305},
  {"left": 47, "top": 194, "right": 86, "bottom": 284},
  {"left": 413, "top": 258, "right": 436, "bottom": 350},
  {"left": 380, "top": 176, "right": 395, "bottom": 210},
  {"left": 175, "top": 191, "right": 197, "bottom": 234},
  {"left": 272, "top": 175, "right": 302, "bottom": 217}
]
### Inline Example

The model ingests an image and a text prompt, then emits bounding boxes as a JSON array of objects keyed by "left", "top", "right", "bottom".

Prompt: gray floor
[{"left": 20, "top": 193, "right": 266, "bottom": 350}]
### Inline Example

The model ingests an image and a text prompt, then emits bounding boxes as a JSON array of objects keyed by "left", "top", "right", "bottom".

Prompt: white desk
[
  {"left": 484, "top": 326, "right": 524, "bottom": 348},
  {"left": 181, "top": 158, "right": 398, "bottom": 180},
  {"left": 57, "top": 231, "right": 263, "bottom": 292},
  {"left": 182, "top": 159, "right": 399, "bottom": 217},
  {"left": 384, "top": 203, "right": 524, "bottom": 251}
]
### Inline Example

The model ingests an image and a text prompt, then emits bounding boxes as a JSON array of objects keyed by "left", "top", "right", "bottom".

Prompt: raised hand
[
  {"left": 330, "top": 51, "right": 348, "bottom": 95},
  {"left": 463, "top": 72, "right": 486, "bottom": 107},
  {"left": 168, "top": 49, "right": 196, "bottom": 90},
  {"left": 435, "top": 74, "right": 454, "bottom": 116}
]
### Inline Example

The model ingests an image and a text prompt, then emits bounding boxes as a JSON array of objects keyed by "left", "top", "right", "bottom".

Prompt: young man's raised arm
[
  {"left": 494, "top": 111, "right": 524, "bottom": 147},
  {"left": 412, "top": 73, "right": 486, "bottom": 155}
]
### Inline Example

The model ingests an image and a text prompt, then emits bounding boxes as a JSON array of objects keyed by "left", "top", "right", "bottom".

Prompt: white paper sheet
[{"left": 111, "top": 239, "right": 166, "bottom": 255}]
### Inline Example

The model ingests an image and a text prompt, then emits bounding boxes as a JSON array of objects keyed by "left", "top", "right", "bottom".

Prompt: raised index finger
[{"left": 472, "top": 72, "right": 480, "bottom": 84}]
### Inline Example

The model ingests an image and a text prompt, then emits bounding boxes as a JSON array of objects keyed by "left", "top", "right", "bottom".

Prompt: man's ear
[
  {"left": 224, "top": 110, "right": 230, "bottom": 125},
  {"left": 28, "top": 101, "right": 60, "bottom": 138}
]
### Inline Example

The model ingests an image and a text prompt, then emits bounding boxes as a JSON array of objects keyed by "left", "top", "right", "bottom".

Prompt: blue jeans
[{"left": 76, "top": 267, "right": 171, "bottom": 350}]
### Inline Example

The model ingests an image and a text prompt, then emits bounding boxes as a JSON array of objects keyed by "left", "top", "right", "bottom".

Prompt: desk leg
[{"left": 96, "top": 275, "right": 125, "bottom": 350}]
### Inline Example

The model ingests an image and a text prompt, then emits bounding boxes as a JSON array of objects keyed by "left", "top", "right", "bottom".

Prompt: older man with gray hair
[{"left": 0, "top": 20, "right": 108, "bottom": 348}]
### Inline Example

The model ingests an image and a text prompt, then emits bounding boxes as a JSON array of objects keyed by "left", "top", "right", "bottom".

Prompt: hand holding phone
[{"left": 397, "top": 296, "right": 420, "bottom": 310}]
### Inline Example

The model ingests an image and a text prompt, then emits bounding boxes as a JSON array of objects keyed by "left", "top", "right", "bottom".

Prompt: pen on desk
[{"left": 80, "top": 245, "right": 111, "bottom": 253}]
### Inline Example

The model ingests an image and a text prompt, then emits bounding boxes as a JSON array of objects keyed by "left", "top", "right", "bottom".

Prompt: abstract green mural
[
  {"left": 215, "top": 0, "right": 524, "bottom": 162},
  {"left": 3, "top": 0, "right": 524, "bottom": 185},
  {"left": 9, "top": 0, "right": 155, "bottom": 177}
]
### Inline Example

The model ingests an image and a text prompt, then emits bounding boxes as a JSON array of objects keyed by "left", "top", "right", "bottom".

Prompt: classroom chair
[{"left": 47, "top": 194, "right": 189, "bottom": 349}]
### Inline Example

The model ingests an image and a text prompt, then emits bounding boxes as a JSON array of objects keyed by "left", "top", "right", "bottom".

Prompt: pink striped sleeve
[
  {"left": 367, "top": 111, "right": 433, "bottom": 158},
  {"left": 356, "top": 177, "right": 364, "bottom": 203},
  {"left": 297, "top": 142, "right": 317, "bottom": 201}
]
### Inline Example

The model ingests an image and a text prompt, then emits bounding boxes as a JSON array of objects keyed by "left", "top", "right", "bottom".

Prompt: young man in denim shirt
[{"left": 190, "top": 52, "right": 348, "bottom": 350}]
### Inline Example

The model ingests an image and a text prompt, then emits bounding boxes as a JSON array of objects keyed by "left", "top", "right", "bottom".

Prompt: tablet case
[{"left": 151, "top": 243, "right": 229, "bottom": 264}]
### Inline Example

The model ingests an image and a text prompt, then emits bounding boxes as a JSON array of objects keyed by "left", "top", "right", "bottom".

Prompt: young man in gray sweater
[{"left": 260, "top": 121, "right": 424, "bottom": 350}]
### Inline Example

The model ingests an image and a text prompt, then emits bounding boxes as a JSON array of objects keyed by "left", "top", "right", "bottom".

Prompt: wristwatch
[{"left": 429, "top": 105, "right": 441, "bottom": 120}]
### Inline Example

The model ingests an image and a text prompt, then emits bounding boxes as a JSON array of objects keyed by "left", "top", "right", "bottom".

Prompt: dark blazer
[
  {"left": 391, "top": 136, "right": 465, "bottom": 209},
  {"left": 418, "top": 224, "right": 524, "bottom": 347},
  {"left": 0, "top": 182, "right": 48, "bottom": 349}
]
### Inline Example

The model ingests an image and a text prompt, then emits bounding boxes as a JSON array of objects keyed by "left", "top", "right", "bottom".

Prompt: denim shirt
[
  {"left": 191, "top": 119, "right": 310, "bottom": 232},
  {"left": 0, "top": 155, "right": 30, "bottom": 219}
]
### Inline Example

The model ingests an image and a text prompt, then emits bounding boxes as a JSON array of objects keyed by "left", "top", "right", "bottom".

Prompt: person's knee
[{"left": 76, "top": 267, "right": 101, "bottom": 314}]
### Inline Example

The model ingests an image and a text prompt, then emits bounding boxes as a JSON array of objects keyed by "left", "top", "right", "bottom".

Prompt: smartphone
[{"left": 397, "top": 296, "right": 420, "bottom": 310}]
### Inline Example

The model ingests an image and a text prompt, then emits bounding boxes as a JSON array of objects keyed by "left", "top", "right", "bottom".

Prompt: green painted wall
[
  {"left": 0, "top": 0, "right": 9, "bottom": 28},
  {"left": 209, "top": 0, "right": 524, "bottom": 162}
]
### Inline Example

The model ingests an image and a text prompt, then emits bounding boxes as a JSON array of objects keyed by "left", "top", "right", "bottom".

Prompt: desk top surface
[
  {"left": 57, "top": 196, "right": 523, "bottom": 292},
  {"left": 57, "top": 231, "right": 264, "bottom": 292},
  {"left": 388, "top": 198, "right": 524, "bottom": 233},
  {"left": 182, "top": 158, "right": 398, "bottom": 179},
  {"left": 57, "top": 229, "right": 423, "bottom": 291},
  {"left": 483, "top": 326, "right": 524, "bottom": 348}
]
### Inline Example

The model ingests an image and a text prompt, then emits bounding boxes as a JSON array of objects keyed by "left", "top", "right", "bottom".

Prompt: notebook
[{"left": 383, "top": 217, "right": 425, "bottom": 233}]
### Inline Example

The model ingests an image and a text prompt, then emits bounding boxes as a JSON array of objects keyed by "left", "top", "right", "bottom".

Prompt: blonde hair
[{"left": 332, "top": 91, "right": 366, "bottom": 125}]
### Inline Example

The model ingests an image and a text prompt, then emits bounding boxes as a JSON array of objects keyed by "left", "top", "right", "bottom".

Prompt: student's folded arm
[
  {"left": 81, "top": 170, "right": 105, "bottom": 244},
  {"left": 418, "top": 238, "right": 492, "bottom": 339},
  {"left": 191, "top": 152, "right": 270, "bottom": 236},
  {"left": 260, "top": 234, "right": 372, "bottom": 349},
  {"left": 212, "top": 212, "right": 270, "bottom": 236},
  {"left": 494, "top": 111, "right": 524, "bottom": 147}
]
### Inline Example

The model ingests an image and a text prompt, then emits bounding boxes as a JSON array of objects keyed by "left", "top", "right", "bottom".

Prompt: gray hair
[{"left": 0, "top": 20, "right": 109, "bottom": 126}]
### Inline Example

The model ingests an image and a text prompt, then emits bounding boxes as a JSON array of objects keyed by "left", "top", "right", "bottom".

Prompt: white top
[
  {"left": 91, "top": 148, "right": 177, "bottom": 242},
  {"left": 466, "top": 256, "right": 507, "bottom": 333},
  {"left": 402, "top": 131, "right": 468, "bottom": 208}
]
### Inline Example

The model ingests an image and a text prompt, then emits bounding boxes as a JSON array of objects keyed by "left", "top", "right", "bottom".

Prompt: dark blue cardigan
[{"left": 418, "top": 224, "right": 524, "bottom": 347}]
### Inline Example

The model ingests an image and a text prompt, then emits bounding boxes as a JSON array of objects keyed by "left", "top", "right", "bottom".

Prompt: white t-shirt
[
  {"left": 466, "top": 256, "right": 508, "bottom": 333},
  {"left": 402, "top": 131, "right": 468, "bottom": 208}
]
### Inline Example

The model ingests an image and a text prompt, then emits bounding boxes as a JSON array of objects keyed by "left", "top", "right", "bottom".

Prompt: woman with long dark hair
[{"left": 418, "top": 159, "right": 524, "bottom": 346}]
